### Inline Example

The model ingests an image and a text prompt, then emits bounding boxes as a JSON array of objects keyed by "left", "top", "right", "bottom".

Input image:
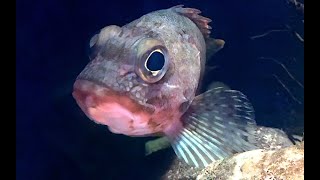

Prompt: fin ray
[
  {"left": 183, "top": 129, "right": 215, "bottom": 162},
  {"left": 179, "top": 138, "right": 198, "bottom": 167},
  {"left": 166, "top": 87, "right": 258, "bottom": 168},
  {"left": 179, "top": 134, "right": 201, "bottom": 167},
  {"left": 171, "top": 5, "right": 225, "bottom": 59},
  {"left": 171, "top": 5, "right": 212, "bottom": 38},
  {"left": 186, "top": 124, "right": 230, "bottom": 158}
]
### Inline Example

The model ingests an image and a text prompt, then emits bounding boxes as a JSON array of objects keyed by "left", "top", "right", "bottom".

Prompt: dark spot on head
[
  {"left": 188, "top": 36, "right": 197, "bottom": 45},
  {"left": 118, "top": 30, "right": 124, "bottom": 37},
  {"left": 131, "top": 26, "right": 149, "bottom": 36},
  {"left": 183, "top": 88, "right": 193, "bottom": 100},
  {"left": 146, "top": 97, "right": 166, "bottom": 107},
  {"left": 154, "top": 22, "right": 162, "bottom": 27},
  {"left": 146, "top": 31, "right": 158, "bottom": 38},
  {"left": 178, "top": 29, "right": 187, "bottom": 39},
  {"left": 179, "top": 101, "right": 190, "bottom": 113}
]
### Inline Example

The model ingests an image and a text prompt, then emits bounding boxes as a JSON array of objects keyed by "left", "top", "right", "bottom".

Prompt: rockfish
[{"left": 72, "top": 5, "right": 257, "bottom": 168}]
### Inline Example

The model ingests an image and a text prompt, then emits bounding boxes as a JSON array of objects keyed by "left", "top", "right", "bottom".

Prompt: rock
[
  {"left": 196, "top": 141, "right": 304, "bottom": 180},
  {"left": 254, "top": 126, "right": 294, "bottom": 150},
  {"left": 162, "top": 157, "right": 201, "bottom": 180},
  {"left": 162, "top": 127, "right": 301, "bottom": 180}
]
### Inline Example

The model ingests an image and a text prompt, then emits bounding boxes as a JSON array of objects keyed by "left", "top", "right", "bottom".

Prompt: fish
[{"left": 72, "top": 5, "right": 258, "bottom": 168}]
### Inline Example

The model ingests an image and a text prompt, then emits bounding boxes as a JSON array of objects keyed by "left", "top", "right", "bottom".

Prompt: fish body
[{"left": 72, "top": 5, "right": 257, "bottom": 168}]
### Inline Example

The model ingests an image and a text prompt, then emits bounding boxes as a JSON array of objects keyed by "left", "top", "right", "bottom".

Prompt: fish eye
[
  {"left": 135, "top": 47, "right": 169, "bottom": 84},
  {"left": 145, "top": 50, "right": 165, "bottom": 75},
  {"left": 134, "top": 38, "right": 169, "bottom": 83}
]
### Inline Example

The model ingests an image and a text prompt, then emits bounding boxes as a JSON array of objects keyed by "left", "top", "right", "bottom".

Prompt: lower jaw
[{"left": 72, "top": 79, "right": 155, "bottom": 135}]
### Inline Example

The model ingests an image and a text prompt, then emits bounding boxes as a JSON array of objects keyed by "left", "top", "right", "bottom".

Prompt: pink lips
[
  {"left": 72, "top": 80, "right": 133, "bottom": 125},
  {"left": 72, "top": 79, "right": 154, "bottom": 136}
]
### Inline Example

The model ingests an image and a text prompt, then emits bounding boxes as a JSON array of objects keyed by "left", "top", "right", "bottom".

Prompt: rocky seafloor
[{"left": 162, "top": 127, "right": 304, "bottom": 180}]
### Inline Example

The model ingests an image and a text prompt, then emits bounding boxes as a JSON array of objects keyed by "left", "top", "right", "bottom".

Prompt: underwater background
[{"left": 16, "top": 0, "right": 304, "bottom": 179}]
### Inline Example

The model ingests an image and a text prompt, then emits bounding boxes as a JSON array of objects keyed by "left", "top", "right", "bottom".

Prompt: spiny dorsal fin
[
  {"left": 171, "top": 5, "right": 225, "bottom": 60},
  {"left": 171, "top": 5, "right": 212, "bottom": 38}
]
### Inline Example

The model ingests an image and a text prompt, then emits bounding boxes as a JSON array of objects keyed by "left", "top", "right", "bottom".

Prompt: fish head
[{"left": 72, "top": 24, "right": 199, "bottom": 136}]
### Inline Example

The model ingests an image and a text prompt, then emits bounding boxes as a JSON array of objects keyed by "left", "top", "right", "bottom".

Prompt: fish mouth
[{"left": 72, "top": 79, "right": 153, "bottom": 135}]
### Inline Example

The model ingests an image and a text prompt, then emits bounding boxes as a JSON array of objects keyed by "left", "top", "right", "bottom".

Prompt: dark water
[{"left": 16, "top": 0, "right": 304, "bottom": 179}]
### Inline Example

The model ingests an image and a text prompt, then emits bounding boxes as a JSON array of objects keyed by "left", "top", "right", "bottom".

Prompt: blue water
[{"left": 16, "top": 0, "right": 304, "bottom": 179}]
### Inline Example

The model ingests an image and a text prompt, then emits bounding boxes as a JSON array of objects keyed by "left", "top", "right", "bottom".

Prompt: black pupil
[{"left": 146, "top": 51, "right": 165, "bottom": 71}]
